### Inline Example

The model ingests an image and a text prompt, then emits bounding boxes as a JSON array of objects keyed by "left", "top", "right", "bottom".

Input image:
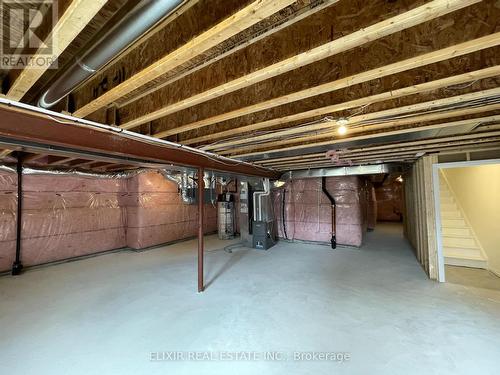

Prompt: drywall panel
[{"left": 443, "top": 164, "right": 500, "bottom": 275}]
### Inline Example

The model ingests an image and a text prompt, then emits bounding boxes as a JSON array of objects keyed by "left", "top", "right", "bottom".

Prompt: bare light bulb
[
  {"left": 335, "top": 117, "right": 349, "bottom": 135},
  {"left": 338, "top": 125, "right": 348, "bottom": 135}
]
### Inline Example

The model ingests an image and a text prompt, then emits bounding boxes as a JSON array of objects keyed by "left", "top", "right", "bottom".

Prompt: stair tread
[
  {"left": 444, "top": 258, "right": 488, "bottom": 269},
  {"left": 445, "top": 256, "right": 487, "bottom": 263},
  {"left": 441, "top": 221, "right": 467, "bottom": 226},
  {"left": 440, "top": 179, "right": 485, "bottom": 268},
  {"left": 444, "top": 248, "right": 482, "bottom": 254},
  {"left": 444, "top": 243, "right": 481, "bottom": 250},
  {"left": 443, "top": 233, "right": 475, "bottom": 241}
]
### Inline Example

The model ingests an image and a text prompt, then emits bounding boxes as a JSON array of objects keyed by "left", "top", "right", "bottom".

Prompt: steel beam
[{"left": 0, "top": 103, "right": 278, "bottom": 179}]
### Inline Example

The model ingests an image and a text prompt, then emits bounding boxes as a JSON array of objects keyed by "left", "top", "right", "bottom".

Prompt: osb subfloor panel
[{"left": 1, "top": 224, "right": 499, "bottom": 375}]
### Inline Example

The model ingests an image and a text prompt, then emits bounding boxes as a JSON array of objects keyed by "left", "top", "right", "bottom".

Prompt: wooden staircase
[{"left": 439, "top": 175, "right": 488, "bottom": 269}]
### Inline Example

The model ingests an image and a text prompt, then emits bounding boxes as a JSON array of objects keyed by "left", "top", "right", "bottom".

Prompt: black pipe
[
  {"left": 12, "top": 153, "right": 24, "bottom": 275},
  {"left": 282, "top": 188, "right": 288, "bottom": 240},
  {"left": 322, "top": 177, "right": 336, "bottom": 249}
]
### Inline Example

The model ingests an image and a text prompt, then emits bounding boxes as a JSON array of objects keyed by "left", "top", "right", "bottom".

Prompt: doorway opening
[{"left": 433, "top": 159, "right": 500, "bottom": 286}]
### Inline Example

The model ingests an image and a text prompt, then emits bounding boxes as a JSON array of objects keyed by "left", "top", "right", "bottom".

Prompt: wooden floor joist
[
  {"left": 282, "top": 156, "right": 419, "bottom": 170},
  {"left": 259, "top": 135, "right": 500, "bottom": 166},
  {"left": 204, "top": 86, "right": 500, "bottom": 151},
  {"left": 93, "top": 162, "right": 119, "bottom": 170},
  {"left": 73, "top": 0, "right": 297, "bottom": 118},
  {"left": 257, "top": 153, "right": 326, "bottom": 164},
  {"left": 23, "top": 153, "right": 47, "bottom": 163},
  {"left": 117, "top": 0, "right": 340, "bottom": 109},
  {"left": 271, "top": 151, "right": 420, "bottom": 168},
  {"left": 69, "top": 160, "right": 97, "bottom": 168},
  {"left": 276, "top": 139, "right": 500, "bottom": 169},
  {"left": 121, "top": 0, "right": 478, "bottom": 130},
  {"left": 187, "top": 65, "right": 500, "bottom": 147},
  {"left": 232, "top": 115, "right": 500, "bottom": 158},
  {"left": 156, "top": 32, "right": 500, "bottom": 139},
  {"left": 7, "top": 0, "right": 109, "bottom": 101},
  {"left": 0, "top": 149, "right": 13, "bottom": 158},
  {"left": 268, "top": 138, "right": 500, "bottom": 168},
  {"left": 311, "top": 132, "right": 500, "bottom": 157},
  {"left": 223, "top": 104, "right": 500, "bottom": 155},
  {"left": 47, "top": 157, "right": 77, "bottom": 166}
]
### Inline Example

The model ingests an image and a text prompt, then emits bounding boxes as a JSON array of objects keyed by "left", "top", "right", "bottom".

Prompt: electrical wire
[{"left": 210, "top": 94, "right": 500, "bottom": 151}]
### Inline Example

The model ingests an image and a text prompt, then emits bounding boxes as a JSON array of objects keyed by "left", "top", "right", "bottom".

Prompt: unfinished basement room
[{"left": 1, "top": 0, "right": 499, "bottom": 374}]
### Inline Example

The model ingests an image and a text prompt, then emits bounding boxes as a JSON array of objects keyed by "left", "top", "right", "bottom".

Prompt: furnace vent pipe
[
  {"left": 38, "top": 0, "right": 184, "bottom": 109},
  {"left": 253, "top": 190, "right": 261, "bottom": 222},
  {"left": 253, "top": 178, "right": 270, "bottom": 222},
  {"left": 322, "top": 177, "right": 336, "bottom": 249},
  {"left": 258, "top": 178, "right": 271, "bottom": 222}
]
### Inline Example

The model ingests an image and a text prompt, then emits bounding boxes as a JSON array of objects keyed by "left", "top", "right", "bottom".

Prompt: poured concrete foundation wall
[
  {"left": 273, "top": 176, "right": 366, "bottom": 247},
  {"left": 0, "top": 170, "right": 217, "bottom": 272}
]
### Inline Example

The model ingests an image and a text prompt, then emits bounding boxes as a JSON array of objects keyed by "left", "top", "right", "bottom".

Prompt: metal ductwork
[
  {"left": 163, "top": 171, "right": 197, "bottom": 204},
  {"left": 38, "top": 0, "right": 184, "bottom": 109},
  {"left": 162, "top": 170, "right": 216, "bottom": 205},
  {"left": 279, "top": 163, "right": 407, "bottom": 181},
  {"left": 253, "top": 178, "right": 270, "bottom": 222}
]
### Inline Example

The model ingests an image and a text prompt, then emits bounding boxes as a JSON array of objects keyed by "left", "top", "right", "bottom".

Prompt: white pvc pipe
[{"left": 258, "top": 178, "right": 271, "bottom": 222}]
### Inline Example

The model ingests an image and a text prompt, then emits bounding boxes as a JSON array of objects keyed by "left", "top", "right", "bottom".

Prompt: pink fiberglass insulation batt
[
  {"left": 0, "top": 170, "right": 128, "bottom": 271},
  {"left": 0, "top": 171, "right": 17, "bottom": 271},
  {"left": 376, "top": 182, "right": 403, "bottom": 222},
  {"left": 125, "top": 171, "right": 217, "bottom": 249},
  {"left": 0, "top": 170, "right": 217, "bottom": 272},
  {"left": 273, "top": 176, "right": 366, "bottom": 247}
]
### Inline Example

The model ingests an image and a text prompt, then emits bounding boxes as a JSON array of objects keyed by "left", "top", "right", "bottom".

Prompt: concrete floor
[{"left": 1, "top": 223, "right": 499, "bottom": 375}]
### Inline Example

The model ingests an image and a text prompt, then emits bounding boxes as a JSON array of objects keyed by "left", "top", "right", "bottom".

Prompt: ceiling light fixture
[{"left": 336, "top": 118, "right": 349, "bottom": 135}]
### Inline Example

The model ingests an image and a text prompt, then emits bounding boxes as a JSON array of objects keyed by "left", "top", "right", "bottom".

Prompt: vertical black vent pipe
[
  {"left": 322, "top": 177, "right": 336, "bottom": 249},
  {"left": 282, "top": 187, "right": 288, "bottom": 240},
  {"left": 12, "top": 154, "right": 24, "bottom": 275}
]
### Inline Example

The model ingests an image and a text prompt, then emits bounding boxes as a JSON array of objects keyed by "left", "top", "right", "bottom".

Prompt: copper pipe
[{"left": 198, "top": 167, "right": 205, "bottom": 293}]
